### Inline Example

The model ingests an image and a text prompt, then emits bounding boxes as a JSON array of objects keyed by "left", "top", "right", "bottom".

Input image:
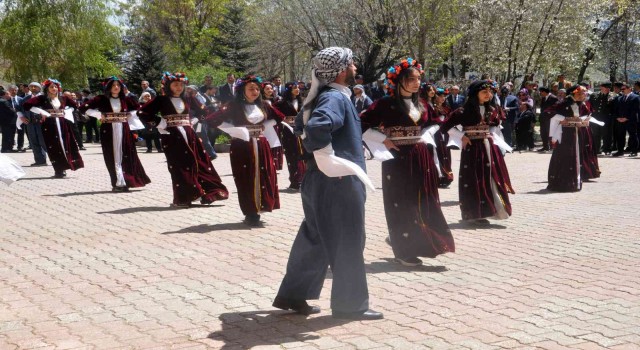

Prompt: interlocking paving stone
[{"left": 1, "top": 143, "right": 639, "bottom": 349}]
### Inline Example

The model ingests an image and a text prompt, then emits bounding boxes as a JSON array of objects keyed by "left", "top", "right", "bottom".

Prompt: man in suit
[
  {"left": 612, "top": 82, "right": 639, "bottom": 157},
  {"left": 499, "top": 86, "right": 518, "bottom": 147},
  {"left": 20, "top": 82, "right": 48, "bottom": 165},
  {"left": 370, "top": 79, "right": 386, "bottom": 100},
  {"left": 537, "top": 87, "right": 558, "bottom": 152},
  {"left": 588, "top": 83, "right": 615, "bottom": 155},
  {"left": 217, "top": 73, "right": 236, "bottom": 104},
  {"left": 7, "top": 85, "right": 26, "bottom": 152},
  {"left": 272, "top": 75, "right": 284, "bottom": 97},
  {"left": 446, "top": 85, "right": 464, "bottom": 110},
  {"left": 0, "top": 89, "right": 18, "bottom": 153},
  {"left": 140, "top": 80, "right": 157, "bottom": 98}
]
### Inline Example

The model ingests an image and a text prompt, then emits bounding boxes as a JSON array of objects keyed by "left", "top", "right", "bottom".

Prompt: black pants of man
[
  {"left": 616, "top": 121, "right": 638, "bottom": 153},
  {"left": 85, "top": 117, "right": 100, "bottom": 143},
  {"left": 590, "top": 123, "right": 604, "bottom": 154},
  {"left": 1, "top": 123, "right": 16, "bottom": 151},
  {"left": 16, "top": 127, "right": 25, "bottom": 149},
  {"left": 601, "top": 119, "right": 615, "bottom": 153},
  {"left": 539, "top": 114, "right": 551, "bottom": 149},
  {"left": 72, "top": 121, "right": 84, "bottom": 148}
]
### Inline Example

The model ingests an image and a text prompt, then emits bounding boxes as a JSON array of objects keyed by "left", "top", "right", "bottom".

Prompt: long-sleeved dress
[
  {"left": 138, "top": 95, "right": 228, "bottom": 205},
  {"left": 547, "top": 100, "right": 600, "bottom": 192},
  {"left": 441, "top": 105, "right": 515, "bottom": 221},
  {"left": 427, "top": 102, "right": 454, "bottom": 187},
  {"left": 207, "top": 101, "right": 283, "bottom": 216},
  {"left": 273, "top": 99, "right": 307, "bottom": 189},
  {"left": 80, "top": 95, "right": 150, "bottom": 189},
  {"left": 361, "top": 97, "right": 454, "bottom": 259},
  {"left": 22, "top": 95, "right": 84, "bottom": 174}
]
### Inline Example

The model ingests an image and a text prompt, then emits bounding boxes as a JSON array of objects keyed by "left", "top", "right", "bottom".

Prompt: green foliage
[
  {"left": 183, "top": 65, "right": 242, "bottom": 87},
  {"left": 0, "top": 0, "right": 121, "bottom": 90},
  {"left": 216, "top": 2, "right": 253, "bottom": 72}
]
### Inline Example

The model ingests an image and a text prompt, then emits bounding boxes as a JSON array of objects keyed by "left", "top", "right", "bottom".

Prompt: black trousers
[
  {"left": 1, "top": 123, "right": 16, "bottom": 151},
  {"left": 615, "top": 120, "right": 638, "bottom": 153},
  {"left": 539, "top": 114, "right": 551, "bottom": 149},
  {"left": 85, "top": 117, "right": 100, "bottom": 142}
]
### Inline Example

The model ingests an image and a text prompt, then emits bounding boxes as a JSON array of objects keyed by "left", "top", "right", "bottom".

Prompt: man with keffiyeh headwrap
[{"left": 273, "top": 47, "right": 383, "bottom": 321}]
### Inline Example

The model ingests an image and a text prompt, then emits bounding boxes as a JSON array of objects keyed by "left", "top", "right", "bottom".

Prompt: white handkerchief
[
  {"left": 128, "top": 112, "right": 145, "bottom": 130},
  {"left": 219, "top": 122, "right": 250, "bottom": 141},
  {"left": 0, "top": 154, "right": 26, "bottom": 185},
  {"left": 313, "top": 144, "right": 375, "bottom": 191},
  {"left": 262, "top": 119, "right": 281, "bottom": 148},
  {"left": 362, "top": 129, "right": 393, "bottom": 161}
]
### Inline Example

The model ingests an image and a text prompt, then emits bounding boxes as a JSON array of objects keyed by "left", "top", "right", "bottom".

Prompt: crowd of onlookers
[{"left": 3, "top": 73, "right": 639, "bottom": 159}]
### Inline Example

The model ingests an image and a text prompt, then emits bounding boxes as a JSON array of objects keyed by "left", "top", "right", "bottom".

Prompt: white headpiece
[{"left": 302, "top": 47, "right": 353, "bottom": 127}]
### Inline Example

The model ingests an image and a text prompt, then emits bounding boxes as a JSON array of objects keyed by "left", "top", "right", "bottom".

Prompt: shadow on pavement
[
  {"left": 19, "top": 177, "right": 58, "bottom": 181},
  {"left": 366, "top": 259, "right": 448, "bottom": 273},
  {"left": 161, "top": 222, "right": 251, "bottom": 234},
  {"left": 43, "top": 190, "right": 123, "bottom": 196},
  {"left": 448, "top": 222, "right": 507, "bottom": 230},
  {"left": 208, "top": 311, "right": 349, "bottom": 349},
  {"left": 524, "top": 188, "right": 554, "bottom": 194},
  {"left": 96, "top": 205, "right": 225, "bottom": 214},
  {"left": 439, "top": 200, "right": 458, "bottom": 207}
]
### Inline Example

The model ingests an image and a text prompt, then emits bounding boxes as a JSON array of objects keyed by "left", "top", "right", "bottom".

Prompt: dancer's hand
[
  {"left": 461, "top": 136, "right": 471, "bottom": 149},
  {"left": 383, "top": 138, "right": 399, "bottom": 151}
]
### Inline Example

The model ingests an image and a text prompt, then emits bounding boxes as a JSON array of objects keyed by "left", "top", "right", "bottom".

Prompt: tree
[
  {"left": 216, "top": 2, "right": 252, "bottom": 72},
  {"left": 141, "top": 0, "right": 230, "bottom": 68},
  {"left": 122, "top": 29, "right": 168, "bottom": 94},
  {"left": 0, "top": 0, "right": 121, "bottom": 89}
]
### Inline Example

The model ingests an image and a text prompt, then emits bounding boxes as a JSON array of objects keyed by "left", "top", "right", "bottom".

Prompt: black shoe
[
  {"left": 112, "top": 186, "right": 129, "bottom": 192},
  {"left": 332, "top": 309, "right": 384, "bottom": 320},
  {"left": 243, "top": 214, "right": 263, "bottom": 227},
  {"left": 145, "top": 149, "right": 152, "bottom": 153},
  {"left": 18, "top": 148, "right": 27, "bottom": 153},
  {"left": 472, "top": 218, "right": 491, "bottom": 225},
  {"left": 288, "top": 183, "right": 301, "bottom": 191},
  {"left": 200, "top": 197, "right": 213, "bottom": 205},
  {"left": 170, "top": 202, "right": 191, "bottom": 208},
  {"left": 395, "top": 257, "right": 423, "bottom": 267},
  {"left": 79, "top": 147, "right": 87, "bottom": 151},
  {"left": 30, "top": 162, "right": 47, "bottom": 166},
  {"left": 272, "top": 296, "right": 320, "bottom": 316},
  {"left": 157, "top": 149, "right": 163, "bottom": 153},
  {"left": 536, "top": 148, "right": 549, "bottom": 152},
  {"left": 612, "top": 152, "right": 624, "bottom": 157},
  {"left": 53, "top": 171, "right": 66, "bottom": 178},
  {"left": 628, "top": 153, "right": 637, "bottom": 157}
]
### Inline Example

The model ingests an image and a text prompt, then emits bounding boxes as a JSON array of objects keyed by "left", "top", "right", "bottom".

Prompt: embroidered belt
[
  {"left": 164, "top": 114, "right": 191, "bottom": 127},
  {"left": 45, "top": 109, "right": 64, "bottom": 118},
  {"left": 384, "top": 126, "right": 422, "bottom": 146},
  {"left": 103, "top": 112, "right": 129, "bottom": 123},
  {"left": 244, "top": 124, "right": 264, "bottom": 138},
  {"left": 563, "top": 117, "right": 587, "bottom": 128},
  {"left": 463, "top": 125, "right": 490, "bottom": 140}
]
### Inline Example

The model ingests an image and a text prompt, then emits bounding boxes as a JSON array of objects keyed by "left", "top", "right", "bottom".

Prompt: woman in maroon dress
[
  {"left": 274, "top": 82, "right": 307, "bottom": 190},
  {"left": 261, "top": 81, "right": 284, "bottom": 171},
  {"left": 22, "top": 78, "right": 84, "bottom": 178},
  {"left": 424, "top": 85, "right": 455, "bottom": 188},
  {"left": 138, "top": 72, "right": 228, "bottom": 207},
  {"left": 547, "top": 85, "right": 599, "bottom": 192},
  {"left": 440, "top": 80, "right": 515, "bottom": 225},
  {"left": 361, "top": 58, "right": 454, "bottom": 267},
  {"left": 80, "top": 76, "right": 150, "bottom": 191},
  {"left": 207, "top": 75, "right": 284, "bottom": 226}
]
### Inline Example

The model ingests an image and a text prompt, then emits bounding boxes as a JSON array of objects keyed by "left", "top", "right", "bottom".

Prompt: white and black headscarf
[{"left": 302, "top": 47, "right": 353, "bottom": 127}]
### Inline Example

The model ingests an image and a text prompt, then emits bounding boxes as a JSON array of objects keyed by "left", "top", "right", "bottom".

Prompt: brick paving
[{"left": 1, "top": 142, "right": 639, "bottom": 349}]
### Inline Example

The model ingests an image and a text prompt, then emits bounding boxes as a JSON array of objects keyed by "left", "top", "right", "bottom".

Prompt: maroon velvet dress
[
  {"left": 80, "top": 95, "right": 150, "bottom": 189},
  {"left": 547, "top": 100, "right": 600, "bottom": 192},
  {"left": 207, "top": 101, "right": 283, "bottom": 217},
  {"left": 138, "top": 95, "right": 228, "bottom": 206},
  {"left": 22, "top": 95, "right": 84, "bottom": 174},
  {"left": 427, "top": 102, "right": 454, "bottom": 187},
  {"left": 265, "top": 100, "right": 284, "bottom": 170},
  {"left": 361, "top": 97, "right": 454, "bottom": 259},
  {"left": 441, "top": 105, "right": 514, "bottom": 221},
  {"left": 273, "top": 99, "right": 307, "bottom": 189}
]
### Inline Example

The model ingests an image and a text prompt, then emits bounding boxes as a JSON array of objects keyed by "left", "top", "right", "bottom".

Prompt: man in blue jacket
[{"left": 274, "top": 47, "right": 382, "bottom": 321}]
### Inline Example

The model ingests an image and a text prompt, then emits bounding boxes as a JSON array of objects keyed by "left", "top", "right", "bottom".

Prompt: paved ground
[{"left": 1, "top": 142, "right": 639, "bottom": 350}]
